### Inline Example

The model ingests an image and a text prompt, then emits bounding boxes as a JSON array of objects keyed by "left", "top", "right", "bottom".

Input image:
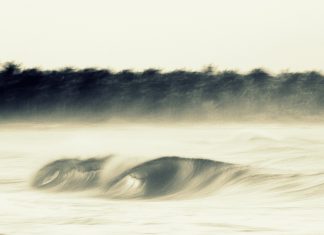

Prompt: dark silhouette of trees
[
  {"left": 1, "top": 62, "right": 21, "bottom": 77},
  {"left": 0, "top": 63, "right": 323, "bottom": 120}
]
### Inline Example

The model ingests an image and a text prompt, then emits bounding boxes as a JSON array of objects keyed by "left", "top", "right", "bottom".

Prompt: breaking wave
[
  {"left": 31, "top": 157, "right": 111, "bottom": 191},
  {"left": 31, "top": 156, "right": 324, "bottom": 199}
]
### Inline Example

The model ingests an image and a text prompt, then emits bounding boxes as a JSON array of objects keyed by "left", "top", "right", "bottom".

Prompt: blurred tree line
[{"left": 0, "top": 62, "right": 323, "bottom": 119}]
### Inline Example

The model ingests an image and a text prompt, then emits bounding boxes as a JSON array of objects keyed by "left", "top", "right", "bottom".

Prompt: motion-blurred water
[{"left": 1, "top": 123, "right": 324, "bottom": 234}]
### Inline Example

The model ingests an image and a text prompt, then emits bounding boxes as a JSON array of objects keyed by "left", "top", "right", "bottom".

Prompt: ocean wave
[
  {"left": 31, "top": 156, "right": 248, "bottom": 198},
  {"left": 31, "top": 157, "right": 110, "bottom": 191},
  {"left": 31, "top": 156, "right": 324, "bottom": 199}
]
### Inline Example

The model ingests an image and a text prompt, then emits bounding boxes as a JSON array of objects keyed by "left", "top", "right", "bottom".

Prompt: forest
[{"left": 0, "top": 62, "right": 323, "bottom": 121}]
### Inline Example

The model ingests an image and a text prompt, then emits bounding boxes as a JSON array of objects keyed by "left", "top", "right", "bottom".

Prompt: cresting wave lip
[
  {"left": 31, "top": 156, "right": 112, "bottom": 191},
  {"left": 103, "top": 157, "right": 245, "bottom": 199},
  {"left": 31, "top": 156, "right": 249, "bottom": 199},
  {"left": 31, "top": 156, "right": 324, "bottom": 199}
]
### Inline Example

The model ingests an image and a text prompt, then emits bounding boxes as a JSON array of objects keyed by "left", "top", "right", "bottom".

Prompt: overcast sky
[{"left": 1, "top": 0, "right": 324, "bottom": 72}]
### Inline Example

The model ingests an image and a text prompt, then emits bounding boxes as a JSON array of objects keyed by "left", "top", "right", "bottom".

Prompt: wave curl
[
  {"left": 31, "top": 156, "right": 324, "bottom": 199},
  {"left": 32, "top": 156, "right": 248, "bottom": 198}
]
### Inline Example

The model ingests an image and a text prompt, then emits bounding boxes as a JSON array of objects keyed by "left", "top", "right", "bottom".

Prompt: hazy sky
[{"left": 1, "top": 0, "right": 324, "bottom": 72}]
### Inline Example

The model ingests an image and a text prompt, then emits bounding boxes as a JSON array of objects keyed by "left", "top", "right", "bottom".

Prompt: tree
[{"left": 1, "top": 62, "right": 21, "bottom": 77}]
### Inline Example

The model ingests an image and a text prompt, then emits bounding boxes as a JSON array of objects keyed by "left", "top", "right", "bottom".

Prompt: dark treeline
[{"left": 0, "top": 62, "right": 324, "bottom": 121}]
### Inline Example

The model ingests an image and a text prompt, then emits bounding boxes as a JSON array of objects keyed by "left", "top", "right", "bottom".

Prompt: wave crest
[
  {"left": 32, "top": 156, "right": 324, "bottom": 199},
  {"left": 31, "top": 157, "right": 110, "bottom": 191},
  {"left": 32, "top": 156, "right": 248, "bottom": 199}
]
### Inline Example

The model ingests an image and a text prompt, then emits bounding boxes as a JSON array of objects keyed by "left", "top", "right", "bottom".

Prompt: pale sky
[{"left": 1, "top": 0, "right": 324, "bottom": 72}]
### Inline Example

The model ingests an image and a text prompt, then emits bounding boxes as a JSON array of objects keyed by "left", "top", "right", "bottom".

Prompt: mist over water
[
  {"left": 1, "top": 122, "right": 324, "bottom": 234},
  {"left": 0, "top": 65, "right": 324, "bottom": 234}
]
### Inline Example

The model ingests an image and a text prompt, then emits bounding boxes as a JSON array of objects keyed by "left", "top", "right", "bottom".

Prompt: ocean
[{"left": 1, "top": 122, "right": 324, "bottom": 234}]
